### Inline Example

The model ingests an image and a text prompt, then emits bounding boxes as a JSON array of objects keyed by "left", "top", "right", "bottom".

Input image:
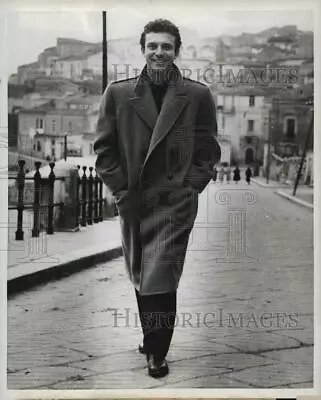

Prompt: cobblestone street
[{"left": 7, "top": 181, "right": 314, "bottom": 389}]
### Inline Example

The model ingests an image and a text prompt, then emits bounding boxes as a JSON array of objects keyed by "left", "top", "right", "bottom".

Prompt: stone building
[
  {"left": 17, "top": 94, "right": 101, "bottom": 161},
  {"left": 269, "top": 90, "right": 313, "bottom": 158},
  {"left": 215, "top": 87, "right": 273, "bottom": 165}
]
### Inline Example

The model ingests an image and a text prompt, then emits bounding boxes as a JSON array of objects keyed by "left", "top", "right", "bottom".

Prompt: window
[
  {"left": 248, "top": 120, "right": 254, "bottom": 132},
  {"left": 222, "top": 115, "right": 225, "bottom": 129},
  {"left": 246, "top": 136, "right": 253, "bottom": 144},
  {"left": 249, "top": 95, "right": 255, "bottom": 107},
  {"left": 89, "top": 143, "right": 94, "bottom": 154},
  {"left": 37, "top": 141, "right": 41, "bottom": 152},
  {"left": 68, "top": 121, "right": 73, "bottom": 132},
  {"left": 286, "top": 118, "right": 295, "bottom": 139},
  {"left": 36, "top": 118, "right": 43, "bottom": 129},
  {"left": 52, "top": 120, "right": 56, "bottom": 132},
  {"left": 51, "top": 148, "right": 56, "bottom": 157},
  {"left": 51, "top": 139, "right": 55, "bottom": 146}
]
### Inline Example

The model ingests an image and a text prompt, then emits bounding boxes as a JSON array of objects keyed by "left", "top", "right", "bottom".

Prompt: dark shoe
[
  {"left": 147, "top": 355, "right": 169, "bottom": 378},
  {"left": 138, "top": 344, "right": 145, "bottom": 354}
]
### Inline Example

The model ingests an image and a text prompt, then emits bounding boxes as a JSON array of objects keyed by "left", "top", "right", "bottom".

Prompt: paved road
[{"left": 7, "top": 181, "right": 314, "bottom": 389}]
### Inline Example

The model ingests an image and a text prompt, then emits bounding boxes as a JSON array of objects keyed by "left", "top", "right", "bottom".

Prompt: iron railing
[{"left": 8, "top": 160, "right": 115, "bottom": 240}]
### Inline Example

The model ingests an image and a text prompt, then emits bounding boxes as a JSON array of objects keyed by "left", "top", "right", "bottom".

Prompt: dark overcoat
[
  {"left": 233, "top": 168, "right": 241, "bottom": 181},
  {"left": 94, "top": 65, "right": 221, "bottom": 295}
]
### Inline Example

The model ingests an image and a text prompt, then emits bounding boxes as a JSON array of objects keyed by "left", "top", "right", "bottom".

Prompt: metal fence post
[
  {"left": 93, "top": 171, "right": 99, "bottom": 223},
  {"left": 87, "top": 167, "right": 94, "bottom": 225},
  {"left": 32, "top": 161, "right": 41, "bottom": 237},
  {"left": 98, "top": 178, "right": 103, "bottom": 222},
  {"left": 15, "top": 160, "right": 25, "bottom": 240},
  {"left": 81, "top": 166, "right": 87, "bottom": 227},
  {"left": 47, "top": 162, "right": 55, "bottom": 234},
  {"left": 76, "top": 165, "right": 80, "bottom": 228}
]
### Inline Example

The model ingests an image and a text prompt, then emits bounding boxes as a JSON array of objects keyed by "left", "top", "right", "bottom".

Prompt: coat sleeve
[
  {"left": 185, "top": 86, "right": 221, "bottom": 193},
  {"left": 93, "top": 83, "right": 128, "bottom": 195}
]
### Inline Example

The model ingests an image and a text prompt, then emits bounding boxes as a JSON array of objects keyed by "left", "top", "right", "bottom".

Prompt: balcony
[
  {"left": 223, "top": 105, "right": 235, "bottom": 114},
  {"left": 275, "top": 142, "right": 299, "bottom": 157},
  {"left": 244, "top": 135, "right": 258, "bottom": 144}
]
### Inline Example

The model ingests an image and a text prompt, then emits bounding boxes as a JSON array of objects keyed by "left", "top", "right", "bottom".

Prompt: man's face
[{"left": 143, "top": 32, "right": 176, "bottom": 71}]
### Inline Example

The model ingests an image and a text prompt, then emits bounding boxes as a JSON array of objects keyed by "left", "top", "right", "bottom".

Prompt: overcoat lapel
[
  {"left": 129, "top": 81, "right": 158, "bottom": 131},
  {"left": 146, "top": 81, "right": 188, "bottom": 160},
  {"left": 129, "top": 65, "right": 189, "bottom": 174}
]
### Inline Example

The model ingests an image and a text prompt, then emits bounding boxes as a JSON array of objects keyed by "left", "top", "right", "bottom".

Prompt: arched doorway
[
  {"left": 186, "top": 45, "right": 197, "bottom": 58},
  {"left": 245, "top": 148, "right": 254, "bottom": 164}
]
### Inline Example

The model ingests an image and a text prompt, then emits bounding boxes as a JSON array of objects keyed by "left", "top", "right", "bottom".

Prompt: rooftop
[
  {"left": 19, "top": 102, "right": 89, "bottom": 116},
  {"left": 18, "top": 62, "right": 39, "bottom": 69},
  {"left": 54, "top": 49, "right": 101, "bottom": 62},
  {"left": 57, "top": 37, "right": 96, "bottom": 46},
  {"left": 64, "top": 95, "right": 102, "bottom": 105},
  {"left": 216, "top": 85, "right": 290, "bottom": 97}
]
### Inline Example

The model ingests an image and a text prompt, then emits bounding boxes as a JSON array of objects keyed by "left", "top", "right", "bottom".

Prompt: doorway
[{"left": 245, "top": 148, "right": 254, "bottom": 164}]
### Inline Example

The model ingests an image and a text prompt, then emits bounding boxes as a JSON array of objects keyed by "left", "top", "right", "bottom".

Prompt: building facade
[
  {"left": 215, "top": 89, "right": 270, "bottom": 165},
  {"left": 17, "top": 95, "right": 101, "bottom": 161},
  {"left": 270, "top": 93, "right": 313, "bottom": 158}
]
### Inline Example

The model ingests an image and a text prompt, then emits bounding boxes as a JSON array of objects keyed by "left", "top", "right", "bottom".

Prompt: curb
[
  {"left": 275, "top": 190, "right": 314, "bottom": 211},
  {"left": 251, "top": 178, "right": 288, "bottom": 189},
  {"left": 7, "top": 245, "right": 123, "bottom": 297}
]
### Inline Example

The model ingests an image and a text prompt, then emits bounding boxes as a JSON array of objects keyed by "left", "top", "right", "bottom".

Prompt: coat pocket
[
  {"left": 114, "top": 189, "right": 140, "bottom": 216},
  {"left": 114, "top": 189, "right": 129, "bottom": 204}
]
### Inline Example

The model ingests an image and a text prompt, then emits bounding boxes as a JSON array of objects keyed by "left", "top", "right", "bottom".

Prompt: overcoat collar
[{"left": 129, "top": 64, "right": 189, "bottom": 167}]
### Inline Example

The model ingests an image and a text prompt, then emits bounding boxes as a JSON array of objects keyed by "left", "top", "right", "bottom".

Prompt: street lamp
[
  {"left": 64, "top": 134, "right": 67, "bottom": 161},
  {"left": 292, "top": 97, "right": 314, "bottom": 196},
  {"left": 102, "top": 11, "right": 108, "bottom": 93},
  {"left": 266, "top": 108, "right": 271, "bottom": 185},
  {"left": 60, "top": 134, "right": 67, "bottom": 161}
]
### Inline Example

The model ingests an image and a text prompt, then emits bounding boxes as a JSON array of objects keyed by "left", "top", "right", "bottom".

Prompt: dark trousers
[{"left": 135, "top": 289, "right": 177, "bottom": 361}]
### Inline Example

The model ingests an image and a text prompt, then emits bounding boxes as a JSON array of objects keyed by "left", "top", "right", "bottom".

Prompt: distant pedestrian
[
  {"left": 212, "top": 166, "right": 217, "bottom": 183},
  {"left": 226, "top": 166, "right": 231, "bottom": 183},
  {"left": 245, "top": 166, "right": 252, "bottom": 184},
  {"left": 219, "top": 166, "right": 225, "bottom": 183},
  {"left": 233, "top": 165, "right": 241, "bottom": 184}
]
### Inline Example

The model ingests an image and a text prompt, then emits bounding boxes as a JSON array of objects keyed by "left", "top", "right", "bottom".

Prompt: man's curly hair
[{"left": 140, "top": 19, "right": 182, "bottom": 56}]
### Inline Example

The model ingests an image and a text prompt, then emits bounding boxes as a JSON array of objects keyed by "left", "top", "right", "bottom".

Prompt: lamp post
[
  {"left": 266, "top": 108, "right": 271, "bottom": 185},
  {"left": 102, "top": 11, "right": 108, "bottom": 93},
  {"left": 61, "top": 134, "right": 67, "bottom": 161},
  {"left": 64, "top": 134, "right": 67, "bottom": 161},
  {"left": 292, "top": 97, "right": 314, "bottom": 197}
]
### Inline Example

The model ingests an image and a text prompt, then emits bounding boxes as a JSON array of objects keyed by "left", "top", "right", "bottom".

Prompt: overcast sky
[{"left": 5, "top": 7, "right": 313, "bottom": 75}]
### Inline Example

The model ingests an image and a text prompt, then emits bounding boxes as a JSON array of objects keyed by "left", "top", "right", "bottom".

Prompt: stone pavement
[
  {"left": 251, "top": 177, "right": 313, "bottom": 210},
  {"left": 276, "top": 187, "right": 314, "bottom": 208},
  {"left": 7, "top": 212, "right": 121, "bottom": 268},
  {"left": 7, "top": 214, "right": 122, "bottom": 294},
  {"left": 251, "top": 176, "right": 289, "bottom": 189},
  {"left": 7, "top": 181, "right": 314, "bottom": 389}
]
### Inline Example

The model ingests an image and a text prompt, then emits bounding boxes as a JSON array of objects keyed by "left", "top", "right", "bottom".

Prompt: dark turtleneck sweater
[
  {"left": 149, "top": 80, "right": 168, "bottom": 113},
  {"left": 143, "top": 69, "right": 169, "bottom": 113}
]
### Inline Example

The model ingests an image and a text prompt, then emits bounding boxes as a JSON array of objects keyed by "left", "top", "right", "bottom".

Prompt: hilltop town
[{"left": 8, "top": 24, "right": 313, "bottom": 180}]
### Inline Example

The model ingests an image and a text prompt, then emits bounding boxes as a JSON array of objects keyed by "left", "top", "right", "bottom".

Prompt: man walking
[
  {"left": 245, "top": 166, "right": 252, "bottom": 184},
  {"left": 233, "top": 165, "right": 241, "bottom": 184},
  {"left": 94, "top": 19, "right": 221, "bottom": 378},
  {"left": 212, "top": 165, "right": 218, "bottom": 183}
]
